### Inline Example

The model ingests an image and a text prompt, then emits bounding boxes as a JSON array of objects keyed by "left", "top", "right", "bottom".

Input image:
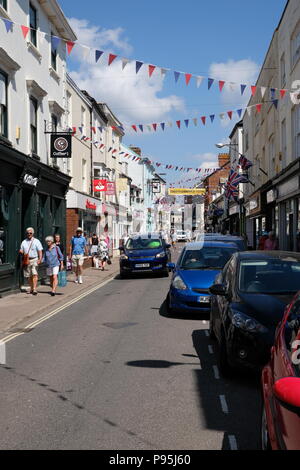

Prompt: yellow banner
[
  {"left": 168, "top": 188, "right": 206, "bottom": 196},
  {"left": 116, "top": 178, "right": 128, "bottom": 191}
]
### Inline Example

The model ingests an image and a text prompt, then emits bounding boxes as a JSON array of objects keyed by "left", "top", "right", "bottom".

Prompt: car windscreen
[
  {"left": 239, "top": 259, "right": 300, "bottom": 294},
  {"left": 180, "top": 247, "right": 237, "bottom": 270},
  {"left": 126, "top": 238, "right": 162, "bottom": 250}
]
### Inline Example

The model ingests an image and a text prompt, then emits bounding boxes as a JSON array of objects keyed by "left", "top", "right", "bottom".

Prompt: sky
[{"left": 59, "top": 0, "right": 287, "bottom": 185}]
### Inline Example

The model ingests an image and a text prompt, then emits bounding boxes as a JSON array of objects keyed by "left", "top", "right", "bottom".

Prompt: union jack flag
[
  {"left": 225, "top": 169, "right": 248, "bottom": 200},
  {"left": 238, "top": 155, "right": 253, "bottom": 170}
]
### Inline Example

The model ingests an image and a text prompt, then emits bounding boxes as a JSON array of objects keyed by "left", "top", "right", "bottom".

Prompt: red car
[{"left": 261, "top": 292, "right": 300, "bottom": 450}]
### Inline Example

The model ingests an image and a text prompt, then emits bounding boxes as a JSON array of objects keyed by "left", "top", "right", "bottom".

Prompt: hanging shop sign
[
  {"left": 266, "top": 189, "right": 277, "bottom": 204},
  {"left": 151, "top": 180, "right": 161, "bottom": 194},
  {"left": 168, "top": 188, "right": 206, "bottom": 196},
  {"left": 50, "top": 134, "right": 72, "bottom": 158},
  {"left": 249, "top": 191, "right": 261, "bottom": 216},
  {"left": 93, "top": 179, "right": 108, "bottom": 192},
  {"left": 106, "top": 182, "right": 116, "bottom": 196},
  {"left": 229, "top": 204, "right": 239, "bottom": 216},
  {"left": 116, "top": 178, "right": 128, "bottom": 192},
  {"left": 23, "top": 173, "right": 38, "bottom": 187},
  {"left": 86, "top": 200, "right": 96, "bottom": 210}
]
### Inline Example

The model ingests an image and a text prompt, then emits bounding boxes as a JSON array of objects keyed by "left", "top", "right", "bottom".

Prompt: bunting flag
[
  {"left": 66, "top": 41, "right": 75, "bottom": 55},
  {"left": 174, "top": 71, "right": 181, "bottom": 83},
  {"left": 122, "top": 58, "right": 130, "bottom": 69},
  {"left": 185, "top": 73, "right": 192, "bottom": 86},
  {"left": 237, "top": 109, "right": 243, "bottom": 118},
  {"left": 139, "top": 125, "right": 143, "bottom": 132},
  {"left": 251, "top": 86, "right": 257, "bottom": 96},
  {"left": 241, "top": 84, "right": 247, "bottom": 95},
  {"left": 219, "top": 80, "right": 225, "bottom": 92},
  {"left": 210, "top": 115, "right": 215, "bottom": 123},
  {"left": 2, "top": 19, "right": 13, "bottom": 32},
  {"left": 256, "top": 104, "right": 262, "bottom": 113},
  {"left": 95, "top": 50, "right": 104, "bottom": 63},
  {"left": 51, "top": 36, "right": 60, "bottom": 51},
  {"left": 193, "top": 118, "right": 198, "bottom": 126},
  {"left": 272, "top": 99, "right": 279, "bottom": 109},
  {"left": 21, "top": 25, "right": 29, "bottom": 39},
  {"left": 152, "top": 123, "right": 157, "bottom": 132},
  {"left": 201, "top": 116, "right": 206, "bottom": 125},
  {"left": 136, "top": 61, "right": 143, "bottom": 74},
  {"left": 132, "top": 125, "right": 137, "bottom": 132},
  {"left": 184, "top": 119, "right": 189, "bottom": 128},
  {"left": 227, "top": 111, "right": 233, "bottom": 120},
  {"left": 261, "top": 87, "right": 267, "bottom": 98},
  {"left": 196, "top": 76, "right": 204, "bottom": 88},
  {"left": 176, "top": 120, "right": 181, "bottom": 129},
  {"left": 108, "top": 54, "right": 117, "bottom": 66},
  {"left": 148, "top": 64, "right": 156, "bottom": 77},
  {"left": 108, "top": 147, "right": 113, "bottom": 152},
  {"left": 280, "top": 89, "right": 287, "bottom": 99},
  {"left": 161, "top": 68, "right": 168, "bottom": 78},
  {"left": 208, "top": 78, "right": 214, "bottom": 90},
  {"left": 160, "top": 123, "right": 165, "bottom": 131}
]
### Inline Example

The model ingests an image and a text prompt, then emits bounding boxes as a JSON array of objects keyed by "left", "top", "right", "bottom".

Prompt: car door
[
  {"left": 273, "top": 298, "right": 300, "bottom": 449},
  {"left": 214, "top": 259, "right": 234, "bottom": 340}
]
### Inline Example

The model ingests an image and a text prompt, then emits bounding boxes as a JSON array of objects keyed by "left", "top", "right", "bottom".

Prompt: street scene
[{"left": 0, "top": 0, "right": 300, "bottom": 454}]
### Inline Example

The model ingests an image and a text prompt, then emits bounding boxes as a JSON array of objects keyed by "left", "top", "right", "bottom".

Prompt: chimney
[
  {"left": 129, "top": 146, "right": 141, "bottom": 156},
  {"left": 218, "top": 153, "right": 230, "bottom": 168}
]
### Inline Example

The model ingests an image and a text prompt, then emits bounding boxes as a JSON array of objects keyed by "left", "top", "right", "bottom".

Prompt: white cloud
[
  {"left": 209, "top": 59, "right": 260, "bottom": 107},
  {"left": 191, "top": 153, "right": 218, "bottom": 169},
  {"left": 68, "top": 18, "right": 185, "bottom": 124}
]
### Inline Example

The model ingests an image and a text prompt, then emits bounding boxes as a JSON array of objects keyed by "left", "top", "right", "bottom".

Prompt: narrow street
[{"left": 0, "top": 257, "right": 261, "bottom": 450}]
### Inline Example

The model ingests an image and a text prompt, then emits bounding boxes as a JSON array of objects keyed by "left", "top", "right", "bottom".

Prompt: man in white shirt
[{"left": 19, "top": 227, "right": 43, "bottom": 295}]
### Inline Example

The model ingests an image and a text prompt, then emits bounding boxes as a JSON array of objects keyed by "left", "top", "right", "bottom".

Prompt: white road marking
[
  {"left": 228, "top": 435, "right": 238, "bottom": 450},
  {"left": 0, "top": 341, "right": 6, "bottom": 364},
  {"left": 205, "top": 330, "right": 209, "bottom": 337},
  {"left": 208, "top": 345, "right": 214, "bottom": 354},
  {"left": 1, "top": 277, "right": 114, "bottom": 344},
  {"left": 219, "top": 395, "right": 229, "bottom": 414},
  {"left": 213, "top": 365, "right": 220, "bottom": 379}
]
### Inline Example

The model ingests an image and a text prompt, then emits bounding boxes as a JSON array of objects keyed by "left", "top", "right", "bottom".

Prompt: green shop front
[{"left": 0, "top": 142, "right": 70, "bottom": 295}]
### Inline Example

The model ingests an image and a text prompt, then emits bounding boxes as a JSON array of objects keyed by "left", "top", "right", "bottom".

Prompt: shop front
[
  {"left": 275, "top": 174, "right": 300, "bottom": 251},
  {"left": 228, "top": 203, "right": 240, "bottom": 235},
  {"left": 246, "top": 190, "right": 265, "bottom": 249},
  {"left": 66, "top": 189, "right": 102, "bottom": 245},
  {"left": 0, "top": 142, "right": 70, "bottom": 295}
]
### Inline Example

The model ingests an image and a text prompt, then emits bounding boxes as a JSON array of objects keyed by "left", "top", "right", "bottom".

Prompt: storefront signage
[
  {"left": 249, "top": 191, "right": 261, "bottom": 216},
  {"left": 23, "top": 174, "right": 38, "bottom": 187},
  {"left": 229, "top": 205, "right": 239, "bottom": 216},
  {"left": 106, "top": 182, "right": 116, "bottom": 196},
  {"left": 116, "top": 178, "right": 128, "bottom": 192},
  {"left": 50, "top": 134, "right": 72, "bottom": 158},
  {"left": 278, "top": 176, "right": 299, "bottom": 199},
  {"left": 266, "top": 189, "right": 277, "bottom": 204},
  {"left": 168, "top": 188, "right": 206, "bottom": 196},
  {"left": 86, "top": 200, "right": 96, "bottom": 210},
  {"left": 93, "top": 179, "right": 107, "bottom": 192}
]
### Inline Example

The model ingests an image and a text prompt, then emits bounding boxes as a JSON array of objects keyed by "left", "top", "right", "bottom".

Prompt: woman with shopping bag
[{"left": 44, "top": 236, "right": 64, "bottom": 296}]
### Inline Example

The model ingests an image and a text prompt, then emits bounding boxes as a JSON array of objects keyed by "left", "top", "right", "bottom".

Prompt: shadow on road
[
  {"left": 125, "top": 359, "right": 197, "bottom": 368},
  {"left": 191, "top": 329, "right": 261, "bottom": 450},
  {"left": 159, "top": 299, "right": 210, "bottom": 321}
]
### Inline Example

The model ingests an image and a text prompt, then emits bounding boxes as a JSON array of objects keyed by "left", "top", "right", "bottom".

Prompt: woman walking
[
  {"left": 44, "top": 236, "right": 64, "bottom": 296},
  {"left": 90, "top": 233, "right": 99, "bottom": 265},
  {"left": 97, "top": 236, "right": 109, "bottom": 271}
]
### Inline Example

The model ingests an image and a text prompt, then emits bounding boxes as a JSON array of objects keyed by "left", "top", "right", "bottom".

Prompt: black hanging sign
[{"left": 51, "top": 134, "right": 72, "bottom": 158}]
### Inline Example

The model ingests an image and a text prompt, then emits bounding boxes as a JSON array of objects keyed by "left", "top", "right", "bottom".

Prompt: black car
[
  {"left": 119, "top": 233, "right": 171, "bottom": 278},
  {"left": 209, "top": 251, "right": 300, "bottom": 376}
]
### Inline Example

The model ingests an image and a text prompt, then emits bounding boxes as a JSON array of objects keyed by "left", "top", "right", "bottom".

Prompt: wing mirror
[
  {"left": 273, "top": 377, "right": 300, "bottom": 414},
  {"left": 168, "top": 262, "right": 176, "bottom": 271},
  {"left": 209, "top": 283, "right": 227, "bottom": 296},
  {"left": 165, "top": 244, "right": 171, "bottom": 249}
]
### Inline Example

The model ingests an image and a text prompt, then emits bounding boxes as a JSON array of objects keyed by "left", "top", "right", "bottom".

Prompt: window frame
[
  {"left": 51, "top": 32, "right": 57, "bottom": 71},
  {"left": 0, "top": 69, "right": 8, "bottom": 139},
  {"left": 30, "top": 95, "right": 38, "bottom": 155},
  {"left": 29, "top": 3, "right": 38, "bottom": 48},
  {"left": 291, "top": 22, "right": 300, "bottom": 70},
  {"left": 0, "top": 0, "right": 7, "bottom": 11},
  {"left": 292, "top": 106, "right": 300, "bottom": 160}
]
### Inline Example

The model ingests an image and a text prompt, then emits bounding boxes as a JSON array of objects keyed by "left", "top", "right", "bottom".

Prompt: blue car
[
  {"left": 166, "top": 241, "right": 239, "bottom": 315},
  {"left": 119, "top": 233, "right": 171, "bottom": 278}
]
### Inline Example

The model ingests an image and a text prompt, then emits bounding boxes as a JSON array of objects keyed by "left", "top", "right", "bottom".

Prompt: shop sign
[
  {"left": 249, "top": 192, "right": 261, "bottom": 215},
  {"left": 278, "top": 176, "right": 299, "bottom": 199},
  {"left": 266, "top": 189, "right": 277, "bottom": 204},
  {"left": 106, "top": 182, "right": 115, "bottom": 196},
  {"left": 86, "top": 200, "right": 96, "bottom": 210},
  {"left": 229, "top": 205, "right": 239, "bottom": 216},
  {"left": 93, "top": 179, "right": 107, "bottom": 192},
  {"left": 23, "top": 174, "right": 38, "bottom": 187},
  {"left": 168, "top": 188, "right": 206, "bottom": 196},
  {"left": 116, "top": 178, "right": 128, "bottom": 192},
  {"left": 50, "top": 134, "right": 72, "bottom": 158}
]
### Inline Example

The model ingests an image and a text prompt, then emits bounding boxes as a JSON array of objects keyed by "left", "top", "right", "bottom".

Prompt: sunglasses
[{"left": 27, "top": 232, "right": 33, "bottom": 234}]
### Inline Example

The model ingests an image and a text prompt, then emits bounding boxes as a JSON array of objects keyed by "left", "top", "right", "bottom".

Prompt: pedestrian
[
  {"left": 104, "top": 232, "right": 112, "bottom": 264},
  {"left": 54, "top": 233, "right": 64, "bottom": 257},
  {"left": 97, "top": 236, "right": 109, "bottom": 271},
  {"left": 264, "top": 231, "right": 278, "bottom": 250},
  {"left": 70, "top": 227, "right": 87, "bottom": 284},
  {"left": 44, "top": 236, "right": 64, "bottom": 296},
  {"left": 90, "top": 233, "right": 99, "bottom": 263},
  {"left": 19, "top": 227, "right": 43, "bottom": 295},
  {"left": 258, "top": 231, "right": 268, "bottom": 250},
  {"left": 170, "top": 229, "right": 177, "bottom": 248}
]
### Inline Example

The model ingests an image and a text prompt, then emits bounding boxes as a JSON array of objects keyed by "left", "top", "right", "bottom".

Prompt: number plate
[
  {"left": 135, "top": 263, "right": 150, "bottom": 268},
  {"left": 198, "top": 296, "right": 210, "bottom": 303}
]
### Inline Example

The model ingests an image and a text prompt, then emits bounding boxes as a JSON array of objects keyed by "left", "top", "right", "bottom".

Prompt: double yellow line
[{"left": 1, "top": 277, "right": 114, "bottom": 345}]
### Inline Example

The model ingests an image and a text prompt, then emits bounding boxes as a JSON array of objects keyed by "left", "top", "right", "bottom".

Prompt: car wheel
[
  {"left": 261, "top": 404, "right": 271, "bottom": 450},
  {"left": 219, "top": 329, "right": 232, "bottom": 377},
  {"left": 165, "top": 293, "right": 172, "bottom": 315}
]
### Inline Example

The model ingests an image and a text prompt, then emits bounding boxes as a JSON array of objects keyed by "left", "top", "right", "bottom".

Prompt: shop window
[
  {"left": 30, "top": 95, "right": 38, "bottom": 155},
  {"left": 0, "top": 70, "right": 8, "bottom": 139},
  {"left": 0, "top": 185, "right": 10, "bottom": 265},
  {"left": 292, "top": 106, "right": 300, "bottom": 159},
  {"left": 29, "top": 3, "right": 37, "bottom": 48}
]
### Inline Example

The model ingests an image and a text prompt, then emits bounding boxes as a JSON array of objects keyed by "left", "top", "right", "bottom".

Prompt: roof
[{"left": 41, "top": 1, "right": 77, "bottom": 42}]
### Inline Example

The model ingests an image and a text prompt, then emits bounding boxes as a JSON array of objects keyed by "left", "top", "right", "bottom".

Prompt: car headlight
[
  {"left": 156, "top": 252, "right": 166, "bottom": 258},
  {"left": 231, "top": 311, "right": 267, "bottom": 333},
  {"left": 172, "top": 275, "right": 188, "bottom": 290},
  {"left": 120, "top": 254, "right": 128, "bottom": 260}
]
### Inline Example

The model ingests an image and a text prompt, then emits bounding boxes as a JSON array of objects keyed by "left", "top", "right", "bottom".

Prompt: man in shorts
[
  {"left": 19, "top": 227, "right": 43, "bottom": 295},
  {"left": 70, "top": 227, "right": 87, "bottom": 284}
]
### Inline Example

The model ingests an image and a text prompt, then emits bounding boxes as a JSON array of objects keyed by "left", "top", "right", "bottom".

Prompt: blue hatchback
[
  {"left": 120, "top": 234, "right": 171, "bottom": 278},
  {"left": 166, "top": 241, "right": 239, "bottom": 314}
]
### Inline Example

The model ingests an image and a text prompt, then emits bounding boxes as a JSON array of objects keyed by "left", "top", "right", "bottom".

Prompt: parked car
[
  {"left": 203, "top": 234, "right": 248, "bottom": 251},
  {"left": 166, "top": 241, "right": 239, "bottom": 315},
  {"left": 209, "top": 251, "right": 300, "bottom": 376},
  {"left": 176, "top": 230, "right": 191, "bottom": 242},
  {"left": 261, "top": 291, "right": 300, "bottom": 450},
  {"left": 119, "top": 233, "right": 171, "bottom": 278}
]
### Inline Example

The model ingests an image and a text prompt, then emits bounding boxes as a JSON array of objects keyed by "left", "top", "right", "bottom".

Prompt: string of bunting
[{"left": 1, "top": 16, "right": 296, "bottom": 98}]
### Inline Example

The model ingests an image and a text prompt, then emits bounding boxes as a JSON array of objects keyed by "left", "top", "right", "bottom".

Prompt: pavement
[{"left": 0, "top": 257, "right": 120, "bottom": 339}]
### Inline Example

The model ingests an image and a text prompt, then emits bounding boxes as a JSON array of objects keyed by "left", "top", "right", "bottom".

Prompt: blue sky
[{"left": 60, "top": 0, "right": 287, "bottom": 184}]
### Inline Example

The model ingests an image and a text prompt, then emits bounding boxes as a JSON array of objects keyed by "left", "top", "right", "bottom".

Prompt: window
[
  {"left": 51, "top": 33, "right": 57, "bottom": 71},
  {"left": 0, "top": 70, "right": 8, "bottom": 138},
  {"left": 0, "top": 0, "right": 7, "bottom": 11},
  {"left": 280, "top": 54, "right": 286, "bottom": 88},
  {"left": 29, "top": 3, "right": 37, "bottom": 47},
  {"left": 30, "top": 96, "right": 38, "bottom": 154},
  {"left": 244, "top": 132, "right": 249, "bottom": 152},
  {"left": 269, "top": 135, "right": 275, "bottom": 176},
  {"left": 281, "top": 119, "right": 287, "bottom": 167},
  {"left": 291, "top": 23, "right": 300, "bottom": 69},
  {"left": 66, "top": 91, "right": 71, "bottom": 128},
  {"left": 292, "top": 106, "right": 300, "bottom": 159},
  {"left": 81, "top": 106, "right": 86, "bottom": 128},
  {"left": 82, "top": 159, "right": 87, "bottom": 193}
]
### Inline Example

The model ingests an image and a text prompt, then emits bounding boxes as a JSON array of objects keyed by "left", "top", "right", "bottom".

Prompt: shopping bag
[{"left": 58, "top": 270, "right": 67, "bottom": 287}]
